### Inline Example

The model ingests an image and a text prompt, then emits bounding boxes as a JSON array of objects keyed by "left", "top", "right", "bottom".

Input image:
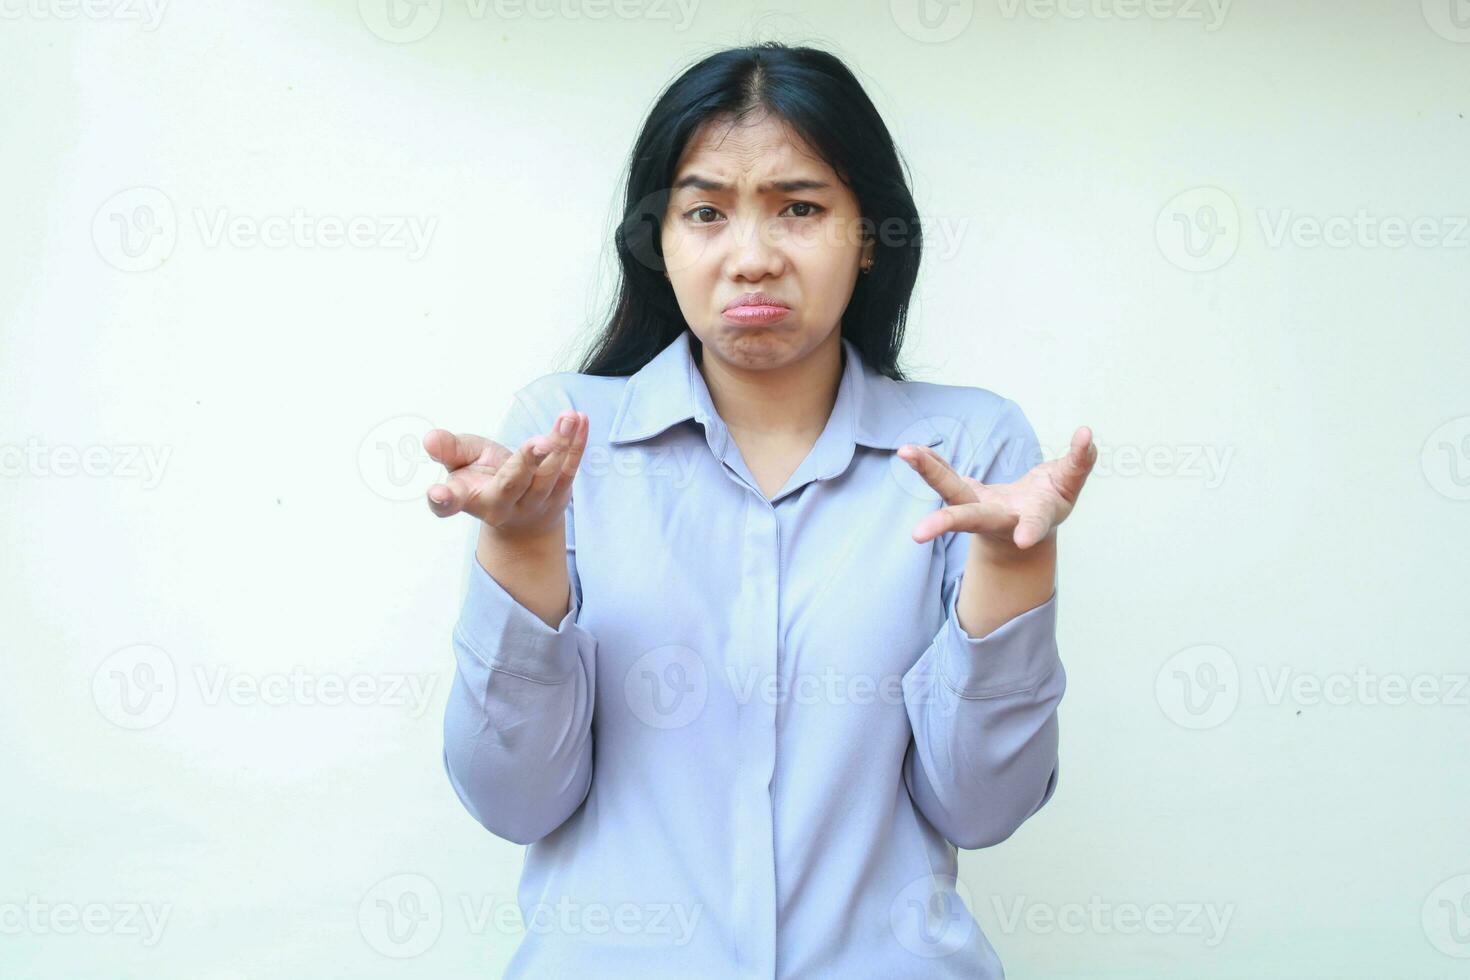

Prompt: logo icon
[
  {"left": 624, "top": 645, "right": 708, "bottom": 729},
  {"left": 93, "top": 187, "right": 177, "bottom": 272},
  {"left": 1156, "top": 186, "right": 1239, "bottom": 272},
  {"left": 890, "top": 873, "right": 976, "bottom": 958},
  {"left": 1423, "top": 0, "right": 1470, "bottom": 41},
  {"left": 1155, "top": 643, "right": 1239, "bottom": 730},
  {"left": 888, "top": 415, "right": 965, "bottom": 501},
  {"left": 93, "top": 644, "right": 178, "bottom": 730},
  {"left": 890, "top": 0, "right": 974, "bottom": 43},
  {"left": 359, "top": 414, "right": 439, "bottom": 502},
  {"left": 1423, "top": 874, "right": 1470, "bottom": 957},
  {"left": 359, "top": 0, "right": 442, "bottom": 43},
  {"left": 1421, "top": 416, "right": 1470, "bottom": 501},
  {"left": 358, "top": 873, "right": 443, "bottom": 958}
]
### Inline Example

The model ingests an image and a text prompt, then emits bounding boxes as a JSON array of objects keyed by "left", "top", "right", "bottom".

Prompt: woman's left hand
[{"left": 898, "top": 426, "right": 1098, "bottom": 554}]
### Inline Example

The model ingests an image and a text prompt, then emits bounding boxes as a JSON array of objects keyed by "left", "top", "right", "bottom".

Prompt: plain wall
[{"left": 2, "top": 1, "right": 1467, "bottom": 976}]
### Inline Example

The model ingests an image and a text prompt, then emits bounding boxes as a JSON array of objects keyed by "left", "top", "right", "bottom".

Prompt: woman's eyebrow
[{"left": 672, "top": 174, "right": 832, "bottom": 194}]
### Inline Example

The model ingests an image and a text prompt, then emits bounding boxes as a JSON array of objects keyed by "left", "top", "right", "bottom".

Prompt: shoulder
[
  {"left": 507, "top": 370, "right": 627, "bottom": 422},
  {"left": 491, "top": 369, "right": 630, "bottom": 446},
  {"left": 893, "top": 377, "right": 1037, "bottom": 450},
  {"left": 891, "top": 377, "right": 1041, "bottom": 484}
]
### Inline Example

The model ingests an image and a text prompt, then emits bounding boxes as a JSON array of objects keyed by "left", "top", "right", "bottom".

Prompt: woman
[{"left": 423, "top": 42, "right": 1095, "bottom": 979}]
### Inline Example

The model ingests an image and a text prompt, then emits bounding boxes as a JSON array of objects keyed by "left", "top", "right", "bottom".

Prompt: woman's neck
[{"left": 695, "top": 331, "right": 844, "bottom": 445}]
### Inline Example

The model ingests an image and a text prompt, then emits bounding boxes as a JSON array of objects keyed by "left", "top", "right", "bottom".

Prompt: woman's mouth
[{"left": 721, "top": 305, "right": 792, "bottom": 326}]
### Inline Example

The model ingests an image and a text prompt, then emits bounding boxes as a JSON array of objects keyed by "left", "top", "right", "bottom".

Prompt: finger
[
  {"left": 431, "top": 438, "right": 544, "bottom": 522},
  {"left": 521, "top": 411, "right": 581, "bottom": 507},
  {"left": 542, "top": 412, "right": 589, "bottom": 505},
  {"left": 1064, "top": 426, "right": 1095, "bottom": 472},
  {"left": 896, "top": 444, "right": 975, "bottom": 505},
  {"left": 910, "top": 496, "right": 1014, "bottom": 544},
  {"left": 488, "top": 432, "right": 554, "bottom": 512},
  {"left": 558, "top": 412, "right": 588, "bottom": 481},
  {"left": 426, "top": 468, "right": 479, "bottom": 518},
  {"left": 424, "top": 428, "right": 510, "bottom": 517},
  {"left": 1013, "top": 504, "right": 1054, "bottom": 550},
  {"left": 552, "top": 412, "right": 589, "bottom": 485},
  {"left": 423, "top": 429, "right": 495, "bottom": 472},
  {"left": 1053, "top": 426, "right": 1097, "bottom": 501}
]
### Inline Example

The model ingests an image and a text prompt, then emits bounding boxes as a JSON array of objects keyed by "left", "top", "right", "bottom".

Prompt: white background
[{"left": 2, "top": 1, "right": 1467, "bottom": 977}]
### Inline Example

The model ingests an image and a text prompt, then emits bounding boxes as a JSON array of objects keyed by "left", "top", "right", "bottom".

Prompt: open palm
[
  {"left": 899, "top": 426, "right": 1097, "bottom": 552},
  {"left": 421, "top": 411, "right": 588, "bottom": 538}
]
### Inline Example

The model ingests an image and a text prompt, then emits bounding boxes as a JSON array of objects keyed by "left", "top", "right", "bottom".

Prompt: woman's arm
[
  {"left": 428, "top": 391, "right": 597, "bottom": 846},
  {"left": 443, "top": 513, "right": 595, "bottom": 845},
  {"left": 898, "top": 398, "right": 1093, "bottom": 849},
  {"left": 476, "top": 518, "right": 571, "bottom": 628},
  {"left": 956, "top": 528, "right": 1056, "bottom": 640},
  {"left": 900, "top": 542, "right": 1065, "bottom": 850}
]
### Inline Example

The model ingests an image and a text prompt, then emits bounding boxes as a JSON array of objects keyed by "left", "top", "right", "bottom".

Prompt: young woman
[{"left": 423, "top": 42, "right": 1095, "bottom": 980}]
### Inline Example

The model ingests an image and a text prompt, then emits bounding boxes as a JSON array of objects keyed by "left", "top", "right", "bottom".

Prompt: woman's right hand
[{"left": 421, "top": 410, "right": 589, "bottom": 540}]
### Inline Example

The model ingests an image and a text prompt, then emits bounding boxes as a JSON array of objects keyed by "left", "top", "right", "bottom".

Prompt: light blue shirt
[{"left": 442, "top": 328, "right": 1065, "bottom": 979}]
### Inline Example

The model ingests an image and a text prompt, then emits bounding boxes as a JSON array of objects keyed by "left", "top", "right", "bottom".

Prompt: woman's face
[{"left": 661, "top": 113, "right": 873, "bottom": 372}]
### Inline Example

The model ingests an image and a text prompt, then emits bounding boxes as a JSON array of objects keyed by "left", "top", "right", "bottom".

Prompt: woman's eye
[{"left": 683, "top": 202, "right": 824, "bottom": 224}]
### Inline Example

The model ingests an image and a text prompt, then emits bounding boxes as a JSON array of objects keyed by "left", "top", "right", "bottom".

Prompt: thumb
[
  {"left": 426, "top": 468, "right": 479, "bottom": 518},
  {"left": 423, "top": 429, "right": 497, "bottom": 472},
  {"left": 1055, "top": 426, "right": 1096, "bottom": 500}
]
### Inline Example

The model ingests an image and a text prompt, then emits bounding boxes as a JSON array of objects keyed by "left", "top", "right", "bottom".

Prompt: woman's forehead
[{"left": 675, "top": 116, "right": 830, "bottom": 182}]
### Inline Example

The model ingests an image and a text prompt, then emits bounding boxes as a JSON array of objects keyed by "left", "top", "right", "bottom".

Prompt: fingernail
[{"left": 559, "top": 416, "right": 574, "bottom": 435}]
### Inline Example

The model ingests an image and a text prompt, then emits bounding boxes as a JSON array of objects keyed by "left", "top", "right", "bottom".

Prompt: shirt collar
[{"left": 607, "top": 330, "right": 944, "bottom": 469}]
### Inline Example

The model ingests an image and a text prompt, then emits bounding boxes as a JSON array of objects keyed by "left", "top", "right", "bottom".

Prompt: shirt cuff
[
  {"left": 938, "top": 575, "right": 1060, "bottom": 699},
  {"left": 452, "top": 553, "right": 584, "bottom": 684}
]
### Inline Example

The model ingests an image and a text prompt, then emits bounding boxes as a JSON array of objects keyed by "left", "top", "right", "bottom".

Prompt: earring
[{"left": 860, "top": 260, "right": 873, "bottom": 274}]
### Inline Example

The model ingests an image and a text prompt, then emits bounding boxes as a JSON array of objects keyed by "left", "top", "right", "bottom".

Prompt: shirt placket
[
  {"left": 696, "top": 416, "right": 780, "bottom": 979},
  {"left": 730, "top": 486, "right": 780, "bottom": 979}
]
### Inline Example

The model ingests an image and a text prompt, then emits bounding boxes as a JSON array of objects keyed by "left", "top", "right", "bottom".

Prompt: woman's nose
[{"left": 724, "top": 215, "right": 785, "bottom": 279}]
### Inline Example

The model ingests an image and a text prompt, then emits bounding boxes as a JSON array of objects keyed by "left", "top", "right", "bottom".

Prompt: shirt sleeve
[
  {"left": 899, "top": 397, "right": 1066, "bottom": 850},
  {"left": 440, "top": 386, "right": 597, "bottom": 846}
]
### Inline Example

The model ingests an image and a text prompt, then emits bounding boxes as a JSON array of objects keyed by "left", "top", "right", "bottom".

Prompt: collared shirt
[{"left": 442, "top": 328, "right": 1065, "bottom": 979}]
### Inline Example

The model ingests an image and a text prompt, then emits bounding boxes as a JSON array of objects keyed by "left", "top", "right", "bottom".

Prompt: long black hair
[{"left": 576, "top": 43, "right": 924, "bottom": 382}]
